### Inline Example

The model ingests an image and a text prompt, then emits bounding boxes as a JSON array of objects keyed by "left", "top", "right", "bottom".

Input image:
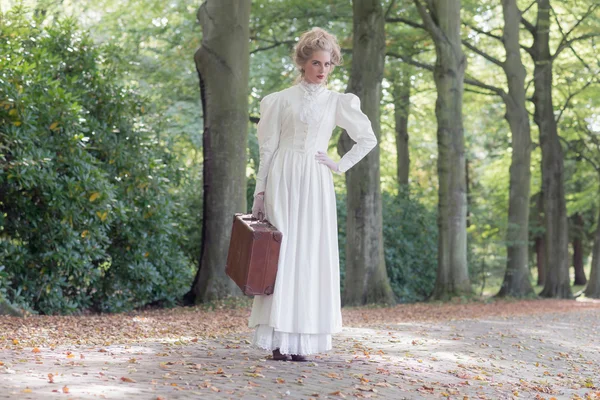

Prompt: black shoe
[{"left": 271, "top": 348, "right": 289, "bottom": 361}]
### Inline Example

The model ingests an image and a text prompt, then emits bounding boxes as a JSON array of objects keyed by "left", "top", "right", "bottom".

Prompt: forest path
[{"left": 1, "top": 300, "right": 600, "bottom": 399}]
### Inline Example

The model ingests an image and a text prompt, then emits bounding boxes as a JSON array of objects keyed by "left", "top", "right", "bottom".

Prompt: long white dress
[{"left": 249, "top": 79, "right": 377, "bottom": 356}]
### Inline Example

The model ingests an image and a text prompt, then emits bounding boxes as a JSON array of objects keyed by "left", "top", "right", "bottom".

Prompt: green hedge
[
  {"left": 0, "top": 8, "right": 192, "bottom": 314},
  {"left": 336, "top": 189, "right": 438, "bottom": 303}
]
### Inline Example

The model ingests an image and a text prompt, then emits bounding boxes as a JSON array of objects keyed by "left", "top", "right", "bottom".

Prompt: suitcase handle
[{"left": 243, "top": 216, "right": 271, "bottom": 225}]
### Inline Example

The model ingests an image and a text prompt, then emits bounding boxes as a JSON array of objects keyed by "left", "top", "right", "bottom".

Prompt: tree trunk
[
  {"left": 531, "top": 0, "right": 571, "bottom": 298},
  {"left": 584, "top": 204, "right": 600, "bottom": 298},
  {"left": 535, "top": 236, "right": 546, "bottom": 286},
  {"left": 187, "top": 0, "right": 250, "bottom": 303},
  {"left": 393, "top": 68, "right": 410, "bottom": 187},
  {"left": 571, "top": 213, "right": 587, "bottom": 285},
  {"left": 414, "top": 0, "right": 470, "bottom": 300},
  {"left": 339, "top": 0, "right": 395, "bottom": 306},
  {"left": 496, "top": 0, "right": 534, "bottom": 297},
  {"left": 531, "top": 191, "right": 546, "bottom": 286},
  {"left": 466, "top": 158, "right": 470, "bottom": 228},
  {"left": 0, "top": 296, "right": 22, "bottom": 317}
]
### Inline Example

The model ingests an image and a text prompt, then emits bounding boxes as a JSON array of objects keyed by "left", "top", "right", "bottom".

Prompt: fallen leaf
[{"left": 120, "top": 377, "right": 136, "bottom": 383}]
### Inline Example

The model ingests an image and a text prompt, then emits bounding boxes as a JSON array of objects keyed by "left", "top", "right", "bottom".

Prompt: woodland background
[{"left": 0, "top": 0, "right": 599, "bottom": 315}]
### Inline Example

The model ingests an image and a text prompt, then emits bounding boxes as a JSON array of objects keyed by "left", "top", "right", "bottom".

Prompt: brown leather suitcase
[{"left": 225, "top": 213, "right": 282, "bottom": 296}]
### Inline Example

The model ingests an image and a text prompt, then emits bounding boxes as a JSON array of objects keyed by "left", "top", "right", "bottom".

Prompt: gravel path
[{"left": 2, "top": 308, "right": 599, "bottom": 399}]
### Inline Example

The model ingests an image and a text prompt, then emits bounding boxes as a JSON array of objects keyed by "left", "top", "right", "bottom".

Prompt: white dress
[{"left": 249, "top": 80, "right": 377, "bottom": 356}]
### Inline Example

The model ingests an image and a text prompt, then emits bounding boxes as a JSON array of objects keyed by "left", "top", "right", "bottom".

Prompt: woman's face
[{"left": 302, "top": 50, "right": 332, "bottom": 84}]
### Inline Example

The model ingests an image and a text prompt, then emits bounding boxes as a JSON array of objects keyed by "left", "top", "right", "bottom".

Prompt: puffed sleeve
[
  {"left": 334, "top": 93, "right": 378, "bottom": 174},
  {"left": 253, "top": 92, "right": 281, "bottom": 196}
]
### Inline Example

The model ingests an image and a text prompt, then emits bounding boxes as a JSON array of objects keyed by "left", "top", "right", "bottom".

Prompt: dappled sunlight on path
[{"left": 1, "top": 300, "right": 600, "bottom": 399}]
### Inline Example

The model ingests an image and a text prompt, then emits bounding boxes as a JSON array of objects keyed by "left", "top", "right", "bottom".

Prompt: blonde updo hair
[{"left": 293, "top": 27, "right": 342, "bottom": 83}]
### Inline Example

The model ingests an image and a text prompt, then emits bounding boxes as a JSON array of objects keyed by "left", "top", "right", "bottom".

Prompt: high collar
[{"left": 298, "top": 79, "right": 326, "bottom": 95}]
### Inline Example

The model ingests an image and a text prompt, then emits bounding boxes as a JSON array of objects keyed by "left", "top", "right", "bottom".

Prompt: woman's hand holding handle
[{"left": 252, "top": 192, "right": 266, "bottom": 221}]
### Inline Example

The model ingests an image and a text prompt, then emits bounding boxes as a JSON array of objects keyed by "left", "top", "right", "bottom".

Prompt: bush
[
  {"left": 382, "top": 189, "right": 438, "bottom": 302},
  {"left": 336, "top": 188, "right": 438, "bottom": 303},
  {"left": 0, "top": 8, "right": 192, "bottom": 314}
]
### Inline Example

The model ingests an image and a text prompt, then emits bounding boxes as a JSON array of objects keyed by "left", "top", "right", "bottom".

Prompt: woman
[{"left": 250, "top": 27, "right": 377, "bottom": 361}]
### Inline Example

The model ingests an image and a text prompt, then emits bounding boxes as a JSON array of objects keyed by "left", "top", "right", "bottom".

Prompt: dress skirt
[{"left": 248, "top": 147, "right": 342, "bottom": 356}]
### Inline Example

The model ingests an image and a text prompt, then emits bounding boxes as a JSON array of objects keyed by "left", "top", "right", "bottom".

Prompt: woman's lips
[{"left": 317, "top": 75, "right": 324, "bottom": 79}]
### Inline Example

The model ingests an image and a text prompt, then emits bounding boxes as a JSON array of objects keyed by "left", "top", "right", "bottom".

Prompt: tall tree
[
  {"left": 587, "top": 214, "right": 600, "bottom": 297},
  {"left": 447, "top": 0, "right": 534, "bottom": 297},
  {"left": 412, "top": 0, "right": 471, "bottom": 299},
  {"left": 520, "top": 1, "right": 598, "bottom": 298},
  {"left": 187, "top": 0, "right": 251, "bottom": 303},
  {"left": 339, "top": 0, "right": 395, "bottom": 305},
  {"left": 392, "top": 64, "right": 411, "bottom": 187},
  {"left": 570, "top": 119, "right": 600, "bottom": 298},
  {"left": 494, "top": 0, "right": 534, "bottom": 297},
  {"left": 530, "top": 0, "right": 569, "bottom": 297}
]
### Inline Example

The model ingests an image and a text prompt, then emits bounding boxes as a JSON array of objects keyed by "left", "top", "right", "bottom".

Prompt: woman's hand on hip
[{"left": 315, "top": 151, "right": 340, "bottom": 173}]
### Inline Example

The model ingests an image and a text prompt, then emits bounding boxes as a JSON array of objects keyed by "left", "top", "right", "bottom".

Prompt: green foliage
[
  {"left": 336, "top": 188, "right": 438, "bottom": 303},
  {"left": 0, "top": 8, "right": 192, "bottom": 314},
  {"left": 382, "top": 189, "right": 438, "bottom": 302}
]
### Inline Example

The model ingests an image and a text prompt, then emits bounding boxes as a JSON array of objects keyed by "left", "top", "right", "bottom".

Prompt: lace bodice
[{"left": 298, "top": 79, "right": 326, "bottom": 127}]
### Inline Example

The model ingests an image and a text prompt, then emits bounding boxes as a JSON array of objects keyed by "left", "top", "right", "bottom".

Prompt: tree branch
[
  {"left": 556, "top": 76, "right": 597, "bottom": 124},
  {"left": 520, "top": 16, "right": 536, "bottom": 35},
  {"left": 387, "top": 51, "right": 506, "bottom": 96},
  {"left": 464, "top": 76, "right": 506, "bottom": 97},
  {"left": 386, "top": 51, "right": 434, "bottom": 72},
  {"left": 413, "top": 0, "right": 443, "bottom": 42},
  {"left": 576, "top": 113, "right": 600, "bottom": 155},
  {"left": 522, "top": 1, "right": 536, "bottom": 15},
  {"left": 462, "top": 21, "right": 503, "bottom": 42},
  {"left": 552, "top": 4, "right": 599, "bottom": 58},
  {"left": 559, "top": 135, "right": 600, "bottom": 172},
  {"left": 250, "top": 37, "right": 295, "bottom": 54},
  {"left": 465, "top": 87, "right": 502, "bottom": 97},
  {"left": 462, "top": 40, "right": 504, "bottom": 67},
  {"left": 386, "top": 16, "right": 426, "bottom": 30},
  {"left": 554, "top": 33, "right": 600, "bottom": 59},
  {"left": 384, "top": 0, "right": 398, "bottom": 20}
]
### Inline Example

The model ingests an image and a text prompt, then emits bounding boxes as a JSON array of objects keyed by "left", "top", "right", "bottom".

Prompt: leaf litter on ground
[{"left": 1, "top": 299, "right": 600, "bottom": 348}]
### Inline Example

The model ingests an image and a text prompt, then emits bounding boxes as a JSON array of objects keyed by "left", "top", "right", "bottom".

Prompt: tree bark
[
  {"left": 571, "top": 213, "right": 587, "bottom": 285},
  {"left": 530, "top": 0, "right": 572, "bottom": 298},
  {"left": 496, "top": 0, "right": 534, "bottom": 297},
  {"left": 466, "top": 158, "right": 471, "bottom": 228},
  {"left": 531, "top": 191, "right": 546, "bottom": 286},
  {"left": 393, "top": 68, "right": 411, "bottom": 187},
  {"left": 339, "top": 0, "right": 395, "bottom": 306},
  {"left": 187, "top": 0, "right": 250, "bottom": 303},
  {"left": 0, "top": 296, "right": 22, "bottom": 317},
  {"left": 414, "top": 0, "right": 470, "bottom": 300},
  {"left": 584, "top": 203, "right": 600, "bottom": 298},
  {"left": 535, "top": 236, "right": 546, "bottom": 286}
]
